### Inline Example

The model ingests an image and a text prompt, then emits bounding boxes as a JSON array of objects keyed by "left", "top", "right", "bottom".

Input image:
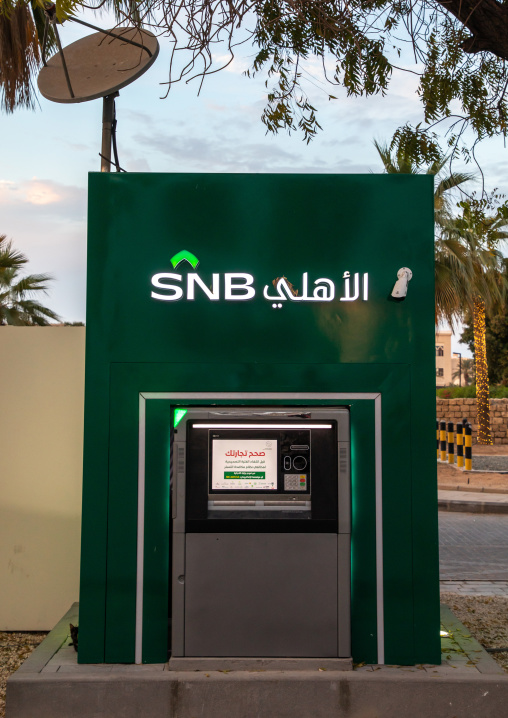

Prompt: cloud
[
  {"left": 126, "top": 158, "right": 152, "bottom": 172},
  {"left": 134, "top": 131, "right": 306, "bottom": 172},
  {"left": 0, "top": 178, "right": 86, "bottom": 219},
  {"left": 123, "top": 109, "right": 155, "bottom": 125},
  {"left": 65, "top": 142, "right": 92, "bottom": 153},
  {"left": 0, "top": 181, "right": 88, "bottom": 323},
  {"left": 132, "top": 127, "right": 378, "bottom": 174},
  {"left": 211, "top": 53, "right": 252, "bottom": 74}
]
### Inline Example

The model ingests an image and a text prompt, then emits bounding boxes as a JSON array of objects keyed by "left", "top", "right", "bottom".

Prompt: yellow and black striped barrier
[
  {"left": 456, "top": 423, "right": 464, "bottom": 468},
  {"left": 447, "top": 422, "right": 454, "bottom": 464},
  {"left": 439, "top": 420, "right": 447, "bottom": 462},
  {"left": 464, "top": 422, "right": 472, "bottom": 471},
  {"left": 436, "top": 419, "right": 473, "bottom": 470}
]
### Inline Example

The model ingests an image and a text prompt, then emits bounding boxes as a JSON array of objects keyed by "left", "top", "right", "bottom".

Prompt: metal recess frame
[{"left": 136, "top": 391, "right": 383, "bottom": 665}]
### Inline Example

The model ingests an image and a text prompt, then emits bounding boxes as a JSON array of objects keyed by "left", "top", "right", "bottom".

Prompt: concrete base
[
  {"left": 7, "top": 603, "right": 508, "bottom": 718},
  {"left": 168, "top": 657, "right": 353, "bottom": 671}
]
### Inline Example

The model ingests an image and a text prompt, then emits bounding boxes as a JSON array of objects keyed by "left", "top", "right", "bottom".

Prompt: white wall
[{"left": 0, "top": 327, "right": 85, "bottom": 630}]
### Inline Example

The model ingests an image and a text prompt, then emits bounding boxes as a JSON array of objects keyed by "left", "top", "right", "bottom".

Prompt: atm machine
[{"left": 170, "top": 406, "right": 351, "bottom": 660}]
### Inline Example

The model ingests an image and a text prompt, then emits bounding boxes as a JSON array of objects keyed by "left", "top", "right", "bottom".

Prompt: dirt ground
[
  {"left": 441, "top": 593, "right": 508, "bottom": 673},
  {"left": 438, "top": 443, "right": 508, "bottom": 491},
  {"left": 471, "top": 444, "right": 508, "bottom": 456},
  {"left": 0, "top": 632, "right": 46, "bottom": 718},
  {"left": 438, "top": 462, "right": 508, "bottom": 490}
]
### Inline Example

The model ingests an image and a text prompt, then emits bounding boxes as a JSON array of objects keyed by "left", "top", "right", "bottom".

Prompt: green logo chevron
[{"left": 170, "top": 250, "right": 200, "bottom": 269}]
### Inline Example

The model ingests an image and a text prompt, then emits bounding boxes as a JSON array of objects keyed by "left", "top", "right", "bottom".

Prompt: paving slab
[
  {"left": 439, "top": 512, "right": 508, "bottom": 580},
  {"left": 6, "top": 603, "right": 508, "bottom": 718}
]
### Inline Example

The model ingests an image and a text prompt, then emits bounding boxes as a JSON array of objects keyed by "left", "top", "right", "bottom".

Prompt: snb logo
[
  {"left": 151, "top": 251, "right": 254, "bottom": 302},
  {"left": 150, "top": 250, "right": 369, "bottom": 308}
]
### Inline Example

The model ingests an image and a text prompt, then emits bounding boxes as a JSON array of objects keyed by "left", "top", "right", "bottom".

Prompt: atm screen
[
  {"left": 211, "top": 439, "right": 278, "bottom": 491},
  {"left": 184, "top": 413, "right": 343, "bottom": 530}
]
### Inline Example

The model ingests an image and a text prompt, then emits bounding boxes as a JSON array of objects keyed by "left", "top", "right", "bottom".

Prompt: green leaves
[
  {"left": 375, "top": 134, "right": 508, "bottom": 328},
  {"left": 250, "top": 0, "right": 393, "bottom": 140},
  {"left": 0, "top": 235, "right": 60, "bottom": 325},
  {"left": 3, "top": 0, "right": 508, "bottom": 151}
]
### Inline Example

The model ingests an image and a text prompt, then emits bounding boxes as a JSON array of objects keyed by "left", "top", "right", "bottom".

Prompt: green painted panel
[
  {"left": 105, "top": 373, "right": 138, "bottom": 663},
  {"left": 142, "top": 401, "right": 171, "bottom": 663},
  {"left": 349, "top": 400, "right": 377, "bottom": 664},
  {"left": 80, "top": 173, "right": 439, "bottom": 666},
  {"left": 86, "top": 173, "right": 434, "bottom": 367},
  {"left": 411, "top": 372, "right": 441, "bottom": 664},
  {"left": 379, "top": 365, "right": 414, "bottom": 664}
]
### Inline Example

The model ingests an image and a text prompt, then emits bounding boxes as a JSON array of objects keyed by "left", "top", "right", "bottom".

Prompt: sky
[{"left": 2, "top": 10, "right": 508, "bottom": 355}]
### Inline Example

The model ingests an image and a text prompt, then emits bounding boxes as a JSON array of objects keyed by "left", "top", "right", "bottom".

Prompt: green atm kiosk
[{"left": 78, "top": 173, "right": 440, "bottom": 667}]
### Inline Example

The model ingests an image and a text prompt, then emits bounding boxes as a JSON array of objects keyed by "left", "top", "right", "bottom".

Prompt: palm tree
[
  {"left": 375, "top": 139, "right": 508, "bottom": 443},
  {"left": 453, "top": 357, "right": 475, "bottom": 386},
  {"left": 0, "top": 235, "right": 60, "bottom": 325},
  {"left": 0, "top": 2, "right": 43, "bottom": 112},
  {"left": 374, "top": 140, "right": 477, "bottom": 327},
  {"left": 450, "top": 206, "right": 508, "bottom": 443}
]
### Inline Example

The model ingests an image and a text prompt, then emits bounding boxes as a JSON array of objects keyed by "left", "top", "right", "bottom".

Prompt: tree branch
[{"left": 438, "top": 0, "right": 508, "bottom": 58}]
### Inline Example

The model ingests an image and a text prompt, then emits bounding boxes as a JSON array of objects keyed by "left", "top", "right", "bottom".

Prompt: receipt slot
[{"left": 171, "top": 406, "right": 351, "bottom": 660}]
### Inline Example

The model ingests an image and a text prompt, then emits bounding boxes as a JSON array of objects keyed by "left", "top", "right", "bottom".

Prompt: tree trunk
[{"left": 473, "top": 296, "right": 493, "bottom": 444}]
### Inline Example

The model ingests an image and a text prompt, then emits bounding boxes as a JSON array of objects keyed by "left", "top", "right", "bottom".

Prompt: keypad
[{"left": 284, "top": 474, "right": 307, "bottom": 491}]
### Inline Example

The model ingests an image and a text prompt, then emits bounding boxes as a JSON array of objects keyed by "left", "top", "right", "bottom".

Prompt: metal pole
[
  {"left": 453, "top": 351, "right": 462, "bottom": 387},
  {"left": 52, "top": 23, "right": 74, "bottom": 99},
  {"left": 68, "top": 17, "right": 153, "bottom": 57},
  {"left": 101, "top": 93, "right": 119, "bottom": 172}
]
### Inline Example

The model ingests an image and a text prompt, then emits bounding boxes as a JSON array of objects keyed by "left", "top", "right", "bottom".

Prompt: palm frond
[
  {"left": 0, "top": 1, "right": 41, "bottom": 113},
  {"left": 0, "top": 237, "right": 60, "bottom": 325},
  {"left": 0, "top": 234, "right": 27, "bottom": 271}
]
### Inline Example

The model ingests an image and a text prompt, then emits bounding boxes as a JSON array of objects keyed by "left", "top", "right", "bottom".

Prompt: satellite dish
[
  {"left": 37, "top": 15, "right": 159, "bottom": 172},
  {"left": 38, "top": 27, "right": 159, "bottom": 103}
]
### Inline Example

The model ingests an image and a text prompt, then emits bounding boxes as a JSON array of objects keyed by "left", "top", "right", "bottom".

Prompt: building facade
[{"left": 436, "top": 330, "right": 460, "bottom": 387}]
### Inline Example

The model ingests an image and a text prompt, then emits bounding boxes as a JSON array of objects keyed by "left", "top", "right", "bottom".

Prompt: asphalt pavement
[{"left": 439, "top": 512, "right": 508, "bottom": 590}]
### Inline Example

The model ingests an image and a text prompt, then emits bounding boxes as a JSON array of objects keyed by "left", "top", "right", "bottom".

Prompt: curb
[
  {"left": 438, "top": 498, "right": 508, "bottom": 514},
  {"left": 439, "top": 484, "right": 508, "bottom": 495}
]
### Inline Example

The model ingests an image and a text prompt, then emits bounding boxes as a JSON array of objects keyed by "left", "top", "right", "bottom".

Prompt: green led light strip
[{"left": 173, "top": 408, "right": 188, "bottom": 428}]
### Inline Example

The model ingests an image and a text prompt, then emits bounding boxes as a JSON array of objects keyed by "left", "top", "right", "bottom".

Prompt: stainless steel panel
[
  {"left": 171, "top": 533, "right": 185, "bottom": 657},
  {"left": 338, "top": 441, "right": 351, "bottom": 534},
  {"left": 335, "top": 409, "right": 350, "bottom": 440},
  {"left": 338, "top": 533, "right": 351, "bottom": 657},
  {"left": 184, "top": 533, "right": 338, "bottom": 657},
  {"left": 173, "top": 441, "right": 186, "bottom": 533}
]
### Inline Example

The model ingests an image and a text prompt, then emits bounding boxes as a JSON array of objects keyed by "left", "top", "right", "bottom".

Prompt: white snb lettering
[
  {"left": 151, "top": 273, "right": 183, "bottom": 301},
  {"left": 187, "top": 273, "right": 220, "bottom": 300},
  {"left": 224, "top": 273, "right": 255, "bottom": 300}
]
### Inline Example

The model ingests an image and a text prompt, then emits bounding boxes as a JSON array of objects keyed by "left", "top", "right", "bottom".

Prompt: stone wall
[{"left": 436, "top": 397, "right": 508, "bottom": 444}]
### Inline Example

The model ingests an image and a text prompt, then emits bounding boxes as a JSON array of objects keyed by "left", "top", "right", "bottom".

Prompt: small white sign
[{"left": 211, "top": 439, "right": 278, "bottom": 491}]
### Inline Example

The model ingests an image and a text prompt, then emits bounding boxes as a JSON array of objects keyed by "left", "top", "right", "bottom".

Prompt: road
[{"left": 439, "top": 512, "right": 508, "bottom": 580}]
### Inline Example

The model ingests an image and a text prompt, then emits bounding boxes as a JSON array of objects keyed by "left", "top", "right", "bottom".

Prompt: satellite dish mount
[{"left": 38, "top": 5, "right": 159, "bottom": 172}]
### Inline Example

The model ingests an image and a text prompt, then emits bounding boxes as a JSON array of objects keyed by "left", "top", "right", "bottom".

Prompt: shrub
[
  {"left": 489, "top": 386, "right": 508, "bottom": 398},
  {"left": 436, "top": 385, "right": 508, "bottom": 398}
]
